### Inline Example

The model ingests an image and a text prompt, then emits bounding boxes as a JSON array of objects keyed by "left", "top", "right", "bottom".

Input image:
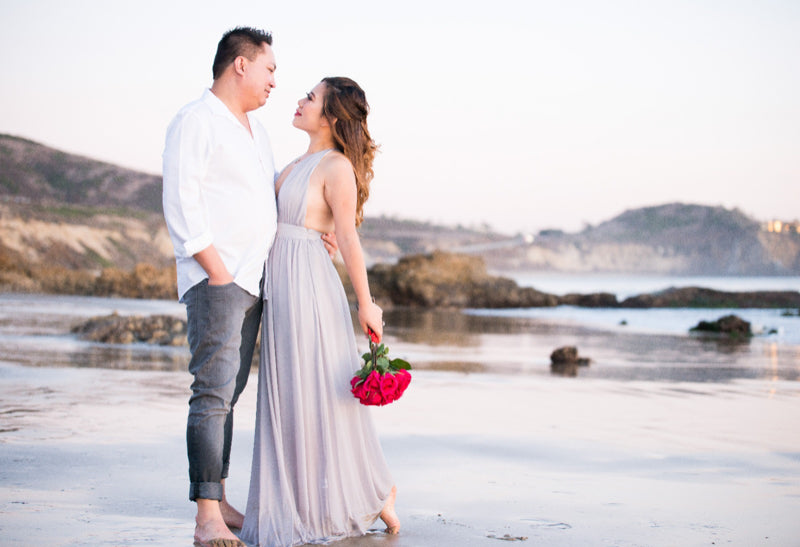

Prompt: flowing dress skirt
[{"left": 241, "top": 223, "right": 393, "bottom": 547}]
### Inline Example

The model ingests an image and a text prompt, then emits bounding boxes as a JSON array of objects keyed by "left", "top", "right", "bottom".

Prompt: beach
[
  {"left": 2, "top": 291, "right": 800, "bottom": 546},
  {"left": 2, "top": 361, "right": 800, "bottom": 546}
]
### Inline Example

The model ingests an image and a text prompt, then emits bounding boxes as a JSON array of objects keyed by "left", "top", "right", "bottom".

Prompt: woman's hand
[{"left": 358, "top": 300, "right": 383, "bottom": 343}]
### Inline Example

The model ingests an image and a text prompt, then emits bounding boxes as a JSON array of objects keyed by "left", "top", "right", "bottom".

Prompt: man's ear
[{"left": 233, "top": 56, "right": 247, "bottom": 76}]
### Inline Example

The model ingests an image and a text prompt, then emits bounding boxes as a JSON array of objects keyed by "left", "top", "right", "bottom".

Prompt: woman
[{"left": 241, "top": 77, "right": 400, "bottom": 546}]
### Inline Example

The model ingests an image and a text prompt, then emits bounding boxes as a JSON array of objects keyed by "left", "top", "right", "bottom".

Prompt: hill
[
  {"left": 0, "top": 134, "right": 797, "bottom": 280},
  {"left": 0, "top": 134, "right": 500, "bottom": 276},
  {"left": 485, "top": 203, "right": 799, "bottom": 275},
  {"left": 0, "top": 134, "right": 162, "bottom": 212}
]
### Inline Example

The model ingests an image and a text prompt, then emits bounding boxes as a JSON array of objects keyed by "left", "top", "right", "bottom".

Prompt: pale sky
[{"left": 1, "top": 0, "right": 798, "bottom": 234}]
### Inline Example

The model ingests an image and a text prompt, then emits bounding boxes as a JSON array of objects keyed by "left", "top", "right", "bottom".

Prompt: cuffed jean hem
[{"left": 190, "top": 481, "right": 224, "bottom": 502}]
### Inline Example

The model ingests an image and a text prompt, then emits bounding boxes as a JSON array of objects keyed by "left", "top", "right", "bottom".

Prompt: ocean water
[
  {"left": 505, "top": 272, "right": 800, "bottom": 300},
  {"left": 483, "top": 272, "right": 800, "bottom": 345},
  {"left": 465, "top": 306, "right": 800, "bottom": 346},
  {"left": 1, "top": 277, "right": 799, "bottom": 383}
]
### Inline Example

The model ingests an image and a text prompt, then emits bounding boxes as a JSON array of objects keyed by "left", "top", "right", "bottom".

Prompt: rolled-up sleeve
[{"left": 162, "top": 111, "right": 213, "bottom": 258}]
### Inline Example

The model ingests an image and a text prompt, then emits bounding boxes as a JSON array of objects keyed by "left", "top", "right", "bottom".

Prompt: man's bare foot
[
  {"left": 195, "top": 499, "right": 243, "bottom": 546},
  {"left": 220, "top": 499, "right": 245, "bottom": 530},
  {"left": 379, "top": 485, "right": 401, "bottom": 534},
  {"left": 194, "top": 518, "right": 242, "bottom": 546}
]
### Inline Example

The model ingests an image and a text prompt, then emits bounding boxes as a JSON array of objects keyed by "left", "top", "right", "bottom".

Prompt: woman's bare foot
[
  {"left": 219, "top": 499, "right": 245, "bottom": 530},
  {"left": 219, "top": 479, "right": 244, "bottom": 530},
  {"left": 379, "top": 485, "right": 401, "bottom": 534}
]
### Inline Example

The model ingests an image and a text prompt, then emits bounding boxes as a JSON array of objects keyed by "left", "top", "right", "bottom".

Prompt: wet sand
[{"left": 2, "top": 362, "right": 800, "bottom": 546}]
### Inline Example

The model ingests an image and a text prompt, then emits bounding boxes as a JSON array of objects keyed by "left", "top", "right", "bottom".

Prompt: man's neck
[{"left": 209, "top": 82, "right": 252, "bottom": 133}]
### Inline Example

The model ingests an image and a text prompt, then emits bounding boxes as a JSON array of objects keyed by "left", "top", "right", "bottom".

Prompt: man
[{"left": 162, "top": 27, "right": 279, "bottom": 547}]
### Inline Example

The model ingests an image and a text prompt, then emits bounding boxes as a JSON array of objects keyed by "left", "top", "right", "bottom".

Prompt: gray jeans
[{"left": 183, "top": 279, "right": 262, "bottom": 501}]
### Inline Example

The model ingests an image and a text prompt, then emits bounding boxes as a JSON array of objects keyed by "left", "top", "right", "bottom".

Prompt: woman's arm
[{"left": 323, "top": 155, "right": 383, "bottom": 341}]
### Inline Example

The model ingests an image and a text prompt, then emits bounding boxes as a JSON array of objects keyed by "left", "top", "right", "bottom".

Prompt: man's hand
[
  {"left": 321, "top": 232, "right": 339, "bottom": 260},
  {"left": 193, "top": 245, "right": 234, "bottom": 285}
]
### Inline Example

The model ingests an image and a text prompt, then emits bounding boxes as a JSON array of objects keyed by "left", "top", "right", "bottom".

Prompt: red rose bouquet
[{"left": 351, "top": 329, "right": 411, "bottom": 406}]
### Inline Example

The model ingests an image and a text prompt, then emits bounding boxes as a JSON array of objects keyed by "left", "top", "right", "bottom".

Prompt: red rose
[
  {"left": 350, "top": 376, "right": 361, "bottom": 390},
  {"left": 392, "top": 370, "right": 411, "bottom": 398},
  {"left": 365, "top": 370, "right": 382, "bottom": 391},
  {"left": 351, "top": 380, "right": 367, "bottom": 399},
  {"left": 363, "top": 389, "right": 383, "bottom": 406},
  {"left": 380, "top": 373, "right": 399, "bottom": 403},
  {"left": 369, "top": 329, "right": 380, "bottom": 344}
]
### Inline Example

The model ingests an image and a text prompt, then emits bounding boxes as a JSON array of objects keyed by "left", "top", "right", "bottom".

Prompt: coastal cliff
[{"left": 1, "top": 133, "right": 798, "bottom": 288}]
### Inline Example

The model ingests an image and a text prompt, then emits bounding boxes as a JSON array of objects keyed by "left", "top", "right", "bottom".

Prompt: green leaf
[
  {"left": 362, "top": 352, "right": 371, "bottom": 362},
  {"left": 390, "top": 358, "right": 411, "bottom": 370}
]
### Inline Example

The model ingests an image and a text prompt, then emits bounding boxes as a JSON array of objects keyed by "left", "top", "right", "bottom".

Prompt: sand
[{"left": 1, "top": 362, "right": 799, "bottom": 546}]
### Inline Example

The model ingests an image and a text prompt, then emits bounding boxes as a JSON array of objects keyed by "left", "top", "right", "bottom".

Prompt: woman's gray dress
[{"left": 241, "top": 150, "right": 394, "bottom": 546}]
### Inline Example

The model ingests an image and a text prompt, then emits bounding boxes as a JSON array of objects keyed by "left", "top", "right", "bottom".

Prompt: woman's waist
[{"left": 275, "top": 222, "right": 324, "bottom": 240}]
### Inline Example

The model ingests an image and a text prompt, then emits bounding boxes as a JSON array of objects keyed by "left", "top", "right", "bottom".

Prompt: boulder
[
  {"left": 368, "top": 252, "right": 558, "bottom": 308},
  {"left": 549, "top": 346, "right": 591, "bottom": 377},
  {"left": 550, "top": 346, "right": 591, "bottom": 366},
  {"left": 690, "top": 314, "right": 752, "bottom": 338}
]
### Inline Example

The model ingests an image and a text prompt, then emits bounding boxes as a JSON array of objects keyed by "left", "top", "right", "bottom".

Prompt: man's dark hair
[{"left": 212, "top": 27, "right": 273, "bottom": 80}]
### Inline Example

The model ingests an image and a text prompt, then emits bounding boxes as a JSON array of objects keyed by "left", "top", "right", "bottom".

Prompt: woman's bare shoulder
[
  {"left": 319, "top": 150, "right": 355, "bottom": 182},
  {"left": 320, "top": 150, "right": 353, "bottom": 175}
]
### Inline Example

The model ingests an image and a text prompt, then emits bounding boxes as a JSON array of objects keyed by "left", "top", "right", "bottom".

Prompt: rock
[
  {"left": 690, "top": 314, "right": 752, "bottom": 338},
  {"left": 559, "top": 292, "right": 619, "bottom": 307},
  {"left": 550, "top": 346, "right": 592, "bottom": 377},
  {"left": 367, "top": 252, "right": 558, "bottom": 308},
  {"left": 621, "top": 287, "right": 800, "bottom": 309},
  {"left": 550, "top": 346, "right": 591, "bottom": 366},
  {"left": 365, "top": 252, "right": 800, "bottom": 310},
  {"left": 72, "top": 313, "right": 187, "bottom": 346}
]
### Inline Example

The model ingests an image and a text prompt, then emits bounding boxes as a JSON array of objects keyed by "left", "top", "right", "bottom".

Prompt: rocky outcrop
[
  {"left": 690, "top": 314, "right": 752, "bottom": 338},
  {"left": 559, "top": 292, "right": 619, "bottom": 307},
  {"left": 621, "top": 287, "right": 800, "bottom": 309},
  {"left": 72, "top": 313, "right": 187, "bottom": 346},
  {"left": 367, "top": 252, "right": 800, "bottom": 310},
  {"left": 368, "top": 252, "right": 558, "bottom": 308},
  {"left": 0, "top": 244, "right": 177, "bottom": 300},
  {"left": 0, "top": 202, "right": 174, "bottom": 271}
]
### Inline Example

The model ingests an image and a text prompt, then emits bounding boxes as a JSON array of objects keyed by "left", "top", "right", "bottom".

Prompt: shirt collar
[{"left": 201, "top": 88, "right": 256, "bottom": 132}]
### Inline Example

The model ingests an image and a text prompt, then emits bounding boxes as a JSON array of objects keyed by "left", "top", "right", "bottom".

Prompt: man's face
[{"left": 242, "top": 43, "right": 276, "bottom": 111}]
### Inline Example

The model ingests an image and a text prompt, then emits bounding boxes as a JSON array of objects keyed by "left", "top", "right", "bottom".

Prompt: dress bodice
[{"left": 276, "top": 149, "right": 332, "bottom": 226}]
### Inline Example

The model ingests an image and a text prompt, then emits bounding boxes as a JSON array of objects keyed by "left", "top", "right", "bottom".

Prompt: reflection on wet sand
[
  {"left": 2, "top": 294, "right": 800, "bottom": 382},
  {"left": 3, "top": 340, "right": 190, "bottom": 371}
]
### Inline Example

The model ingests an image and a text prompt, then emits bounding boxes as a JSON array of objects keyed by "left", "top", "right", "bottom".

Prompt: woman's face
[{"left": 293, "top": 81, "right": 328, "bottom": 132}]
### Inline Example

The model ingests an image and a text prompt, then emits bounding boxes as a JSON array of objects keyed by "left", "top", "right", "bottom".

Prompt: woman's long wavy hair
[{"left": 321, "top": 77, "right": 378, "bottom": 227}]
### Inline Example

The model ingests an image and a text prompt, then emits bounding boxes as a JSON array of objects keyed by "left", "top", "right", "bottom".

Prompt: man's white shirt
[{"left": 162, "top": 89, "right": 277, "bottom": 301}]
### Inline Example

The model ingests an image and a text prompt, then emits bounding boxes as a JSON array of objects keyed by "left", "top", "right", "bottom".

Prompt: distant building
[{"left": 764, "top": 220, "right": 800, "bottom": 234}]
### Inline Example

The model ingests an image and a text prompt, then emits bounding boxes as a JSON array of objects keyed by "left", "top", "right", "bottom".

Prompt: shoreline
[{"left": 2, "top": 363, "right": 800, "bottom": 546}]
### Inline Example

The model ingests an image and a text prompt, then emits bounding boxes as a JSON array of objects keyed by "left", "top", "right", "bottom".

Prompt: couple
[{"left": 162, "top": 27, "right": 399, "bottom": 547}]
